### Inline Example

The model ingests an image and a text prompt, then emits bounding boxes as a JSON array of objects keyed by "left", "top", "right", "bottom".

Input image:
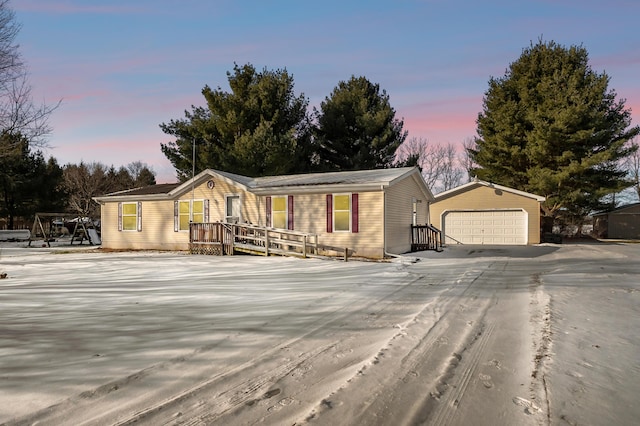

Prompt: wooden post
[
  {"left": 303, "top": 235, "right": 307, "bottom": 258},
  {"left": 344, "top": 247, "right": 349, "bottom": 262},
  {"left": 264, "top": 229, "right": 269, "bottom": 256}
]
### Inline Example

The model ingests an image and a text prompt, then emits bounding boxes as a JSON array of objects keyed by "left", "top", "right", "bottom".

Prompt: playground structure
[{"left": 28, "top": 213, "right": 101, "bottom": 247}]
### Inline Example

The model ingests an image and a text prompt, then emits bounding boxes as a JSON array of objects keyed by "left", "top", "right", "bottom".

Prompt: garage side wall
[
  {"left": 430, "top": 185, "right": 541, "bottom": 245},
  {"left": 608, "top": 205, "right": 640, "bottom": 239}
]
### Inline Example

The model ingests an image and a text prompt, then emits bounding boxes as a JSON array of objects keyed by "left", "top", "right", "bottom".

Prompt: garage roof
[{"left": 435, "top": 179, "right": 545, "bottom": 202}]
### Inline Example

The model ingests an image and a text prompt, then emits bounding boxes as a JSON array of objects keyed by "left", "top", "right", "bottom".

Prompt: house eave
[{"left": 251, "top": 182, "right": 390, "bottom": 195}]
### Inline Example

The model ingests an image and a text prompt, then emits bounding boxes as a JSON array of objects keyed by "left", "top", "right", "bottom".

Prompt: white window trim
[
  {"left": 121, "top": 202, "right": 139, "bottom": 232},
  {"left": 225, "top": 193, "right": 242, "bottom": 224},
  {"left": 271, "top": 195, "right": 288, "bottom": 229},
  {"left": 178, "top": 199, "right": 205, "bottom": 232},
  {"left": 333, "top": 193, "right": 351, "bottom": 233}
]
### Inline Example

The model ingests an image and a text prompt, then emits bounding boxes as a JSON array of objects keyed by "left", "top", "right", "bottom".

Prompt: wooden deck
[{"left": 189, "top": 222, "right": 319, "bottom": 258}]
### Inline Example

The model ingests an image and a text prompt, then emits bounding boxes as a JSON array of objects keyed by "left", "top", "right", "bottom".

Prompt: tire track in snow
[{"left": 298, "top": 262, "right": 506, "bottom": 425}]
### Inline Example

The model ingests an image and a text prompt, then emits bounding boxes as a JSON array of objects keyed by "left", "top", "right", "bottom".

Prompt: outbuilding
[
  {"left": 429, "top": 179, "right": 545, "bottom": 245},
  {"left": 93, "top": 167, "right": 434, "bottom": 258},
  {"left": 593, "top": 203, "right": 640, "bottom": 240}
]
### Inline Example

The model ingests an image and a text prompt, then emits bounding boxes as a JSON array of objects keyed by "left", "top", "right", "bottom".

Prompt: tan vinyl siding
[
  {"left": 279, "top": 191, "right": 385, "bottom": 258},
  {"left": 430, "top": 185, "right": 542, "bottom": 244},
  {"left": 196, "top": 179, "right": 260, "bottom": 225},
  {"left": 101, "top": 199, "right": 187, "bottom": 250},
  {"left": 385, "top": 174, "right": 430, "bottom": 254},
  {"left": 98, "top": 168, "right": 434, "bottom": 257},
  {"left": 100, "top": 180, "right": 261, "bottom": 251}
]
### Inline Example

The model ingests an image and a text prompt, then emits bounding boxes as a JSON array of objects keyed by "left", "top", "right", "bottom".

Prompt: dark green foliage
[
  {"left": 160, "top": 63, "right": 314, "bottom": 180},
  {"left": 314, "top": 76, "right": 407, "bottom": 171},
  {"left": 472, "top": 40, "right": 639, "bottom": 220},
  {"left": 0, "top": 133, "right": 65, "bottom": 228}
]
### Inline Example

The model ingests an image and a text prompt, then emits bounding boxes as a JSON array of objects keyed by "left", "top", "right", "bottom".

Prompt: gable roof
[
  {"left": 94, "top": 167, "right": 434, "bottom": 202},
  {"left": 104, "top": 183, "right": 181, "bottom": 197},
  {"left": 593, "top": 202, "right": 640, "bottom": 216},
  {"left": 434, "top": 179, "right": 545, "bottom": 202}
]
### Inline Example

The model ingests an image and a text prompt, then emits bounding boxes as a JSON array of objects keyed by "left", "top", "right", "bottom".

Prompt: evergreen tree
[
  {"left": 0, "top": 133, "right": 64, "bottom": 228},
  {"left": 472, "top": 40, "right": 639, "bottom": 224},
  {"left": 314, "top": 76, "right": 407, "bottom": 171},
  {"left": 160, "top": 63, "right": 313, "bottom": 180}
]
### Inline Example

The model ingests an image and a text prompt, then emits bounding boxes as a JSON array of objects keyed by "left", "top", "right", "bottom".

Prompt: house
[
  {"left": 429, "top": 179, "right": 545, "bottom": 245},
  {"left": 93, "top": 167, "right": 434, "bottom": 258},
  {"left": 593, "top": 203, "right": 640, "bottom": 240}
]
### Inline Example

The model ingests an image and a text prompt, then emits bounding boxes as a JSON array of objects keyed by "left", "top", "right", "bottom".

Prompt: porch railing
[
  {"left": 411, "top": 224, "right": 443, "bottom": 252},
  {"left": 189, "top": 222, "right": 234, "bottom": 255},
  {"left": 189, "top": 222, "right": 319, "bottom": 258}
]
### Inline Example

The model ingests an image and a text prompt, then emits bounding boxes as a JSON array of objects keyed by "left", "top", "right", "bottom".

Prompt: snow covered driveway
[{"left": 1, "top": 243, "right": 639, "bottom": 425}]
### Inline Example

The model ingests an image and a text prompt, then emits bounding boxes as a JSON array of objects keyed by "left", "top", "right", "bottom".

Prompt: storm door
[{"left": 225, "top": 195, "right": 241, "bottom": 223}]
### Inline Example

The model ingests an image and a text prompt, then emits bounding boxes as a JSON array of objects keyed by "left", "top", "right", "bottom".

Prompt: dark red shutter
[
  {"left": 288, "top": 195, "right": 294, "bottom": 230},
  {"left": 265, "top": 196, "right": 272, "bottom": 227},
  {"left": 352, "top": 193, "right": 359, "bottom": 233},
  {"left": 326, "top": 194, "right": 333, "bottom": 233},
  {"left": 118, "top": 202, "right": 123, "bottom": 231}
]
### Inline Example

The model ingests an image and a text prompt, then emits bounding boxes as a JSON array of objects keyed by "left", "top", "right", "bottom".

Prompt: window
[
  {"left": 265, "top": 195, "right": 294, "bottom": 230},
  {"left": 272, "top": 196, "right": 287, "bottom": 229},
  {"left": 326, "top": 193, "right": 358, "bottom": 233},
  {"left": 174, "top": 200, "right": 208, "bottom": 231},
  {"left": 334, "top": 194, "right": 351, "bottom": 232},
  {"left": 119, "top": 202, "right": 141, "bottom": 231}
]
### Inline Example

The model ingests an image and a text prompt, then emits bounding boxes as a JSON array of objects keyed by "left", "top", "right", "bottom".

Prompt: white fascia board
[
  {"left": 251, "top": 182, "right": 388, "bottom": 195},
  {"left": 436, "top": 180, "right": 545, "bottom": 202},
  {"left": 168, "top": 169, "right": 251, "bottom": 198},
  {"left": 92, "top": 193, "right": 172, "bottom": 203}
]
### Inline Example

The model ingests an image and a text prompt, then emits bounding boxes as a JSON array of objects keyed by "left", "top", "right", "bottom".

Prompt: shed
[
  {"left": 93, "top": 167, "right": 434, "bottom": 258},
  {"left": 593, "top": 203, "right": 640, "bottom": 240},
  {"left": 429, "top": 179, "right": 545, "bottom": 245}
]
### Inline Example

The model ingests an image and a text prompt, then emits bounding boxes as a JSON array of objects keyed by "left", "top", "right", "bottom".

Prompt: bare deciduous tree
[
  {"left": 63, "top": 162, "right": 110, "bottom": 217},
  {"left": 395, "top": 137, "right": 465, "bottom": 193},
  {"left": 0, "top": 0, "right": 59, "bottom": 157},
  {"left": 623, "top": 137, "right": 640, "bottom": 201},
  {"left": 460, "top": 137, "right": 478, "bottom": 182}
]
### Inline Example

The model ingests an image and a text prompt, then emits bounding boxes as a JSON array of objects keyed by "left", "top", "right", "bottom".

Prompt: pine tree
[
  {"left": 160, "top": 64, "right": 313, "bottom": 180},
  {"left": 472, "top": 40, "right": 639, "bottom": 223},
  {"left": 314, "top": 76, "right": 407, "bottom": 171}
]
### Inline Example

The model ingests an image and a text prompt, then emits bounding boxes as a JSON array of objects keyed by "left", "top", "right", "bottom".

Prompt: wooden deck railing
[
  {"left": 411, "top": 224, "right": 443, "bottom": 252},
  {"left": 189, "top": 222, "right": 319, "bottom": 258},
  {"left": 189, "top": 222, "right": 233, "bottom": 255}
]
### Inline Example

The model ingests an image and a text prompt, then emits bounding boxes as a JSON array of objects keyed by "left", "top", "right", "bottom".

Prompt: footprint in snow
[{"left": 512, "top": 396, "right": 541, "bottom": 414}]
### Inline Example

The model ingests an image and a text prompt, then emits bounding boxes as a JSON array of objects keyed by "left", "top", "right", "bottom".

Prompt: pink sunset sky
[{"left": 15, "top": 0, "right": 640, "bottom": 183}]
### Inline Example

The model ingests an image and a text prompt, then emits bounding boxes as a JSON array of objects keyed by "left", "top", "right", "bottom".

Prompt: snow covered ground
[{"left": 0, "top": 242, "right": 638, "bottom": 425}]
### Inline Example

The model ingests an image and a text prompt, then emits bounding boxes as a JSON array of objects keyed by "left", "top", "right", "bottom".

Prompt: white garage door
[{"left": 443, "top": 210, "right": 527, "bottom": 245}]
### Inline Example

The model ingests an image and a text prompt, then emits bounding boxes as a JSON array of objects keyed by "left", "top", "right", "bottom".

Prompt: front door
[{"left": 225, "top": 195, "right": 241, "bottom": 223}]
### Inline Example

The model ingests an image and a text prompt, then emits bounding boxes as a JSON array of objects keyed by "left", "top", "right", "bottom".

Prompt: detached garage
[{"left": 430, "top": 179, "right": 545, "bottom": 245}]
